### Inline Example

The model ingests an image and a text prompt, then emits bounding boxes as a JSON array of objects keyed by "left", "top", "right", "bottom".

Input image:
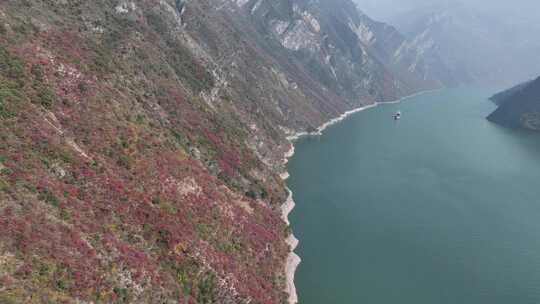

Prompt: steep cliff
[
  {"left": 246, "top": 0, "right": 452, "bottom": 102},
  {"left": 488, "top": 77, "right": 540, "bottom": 131},
  {"left": 0, "top": 0, "right": 445, "bottom": 303}
]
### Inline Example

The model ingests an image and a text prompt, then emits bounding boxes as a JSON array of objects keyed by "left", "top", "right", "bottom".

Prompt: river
[{"left": 287, "top": 87, "right": 540, "bottom": 304}]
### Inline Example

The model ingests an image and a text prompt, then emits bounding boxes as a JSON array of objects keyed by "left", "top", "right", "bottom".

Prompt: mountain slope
[
  {"left": 488, "top": 77, "right": 540, "bottom": 131},
  {"left": 246, "top": 0, "right": 454, "bottom": 101},
  {"left": 0, "top": 0, "right": 446, "bottom": 303},
  {"left": 0, "top": 1, "right": 297, "bottom": 302}
]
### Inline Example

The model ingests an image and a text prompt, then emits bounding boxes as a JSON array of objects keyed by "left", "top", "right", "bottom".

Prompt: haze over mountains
[
  {"left": 355, "top": 0, "right": 540, "bottom": 86},
  {"left": 354, "top": 0, "right": 540, "bottom": 23}
]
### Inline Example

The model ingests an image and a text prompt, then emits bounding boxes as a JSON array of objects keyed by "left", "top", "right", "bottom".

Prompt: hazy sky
[{"left": 354, "top": 0, "right": 540, "bottom": 23}]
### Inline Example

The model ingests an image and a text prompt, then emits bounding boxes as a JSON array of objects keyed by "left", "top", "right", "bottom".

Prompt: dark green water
[{"left": 287, "top": 88, "right": 540, "bottom": 304}]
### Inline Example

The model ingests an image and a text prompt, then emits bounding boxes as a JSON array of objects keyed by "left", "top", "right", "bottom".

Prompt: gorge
[
  {"left": 0, "top": 0, "right": 538, "bottom": 303},
  {"left": 0, "top": 0, "right": 446, "bottom": 302}
]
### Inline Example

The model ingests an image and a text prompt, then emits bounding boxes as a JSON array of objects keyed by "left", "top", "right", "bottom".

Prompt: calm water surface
[{"left": 287, "top": 88, "right": 540, "bottom": 304}]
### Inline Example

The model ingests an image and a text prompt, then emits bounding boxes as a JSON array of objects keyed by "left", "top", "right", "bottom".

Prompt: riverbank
[
  {"left": 281, "top": 188, "right": 301, "bottom": 304},
  {"left": 280, "top": 89, "right": 436, "bottom": 303},
  {"left": 286, "top": 90, "right": 437, "bottom": 142},
  {"left": 281, "top": 87, "right": 540, "bottom": 304}
]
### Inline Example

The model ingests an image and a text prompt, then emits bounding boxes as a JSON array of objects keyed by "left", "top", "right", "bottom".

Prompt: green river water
[{"left": 287, "top": 87, "right": 540, "bottom": 304}]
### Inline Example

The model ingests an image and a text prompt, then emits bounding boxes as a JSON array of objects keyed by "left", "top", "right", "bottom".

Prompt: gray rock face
[
  {"left": 244, "top": 0, "right": 457, "bottom": 103},
  {"left": 175, "top": 0, "right": 186, "bottom": 14}
]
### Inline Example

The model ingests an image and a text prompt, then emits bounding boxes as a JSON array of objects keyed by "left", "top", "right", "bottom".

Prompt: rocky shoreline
[
  {"left": 280, "top": 90, "right": 436, "bottom": 303},
  {"left": 281, "top": 188, "right": 301, "bottom": 304},
  {"left": 280, "top": 101, "right": 378, "bottom": 304}
]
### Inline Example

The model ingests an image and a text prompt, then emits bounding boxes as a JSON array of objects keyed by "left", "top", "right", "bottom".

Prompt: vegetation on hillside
[{"left": 0, "top": 1, "right": 289, "bottom": 302}]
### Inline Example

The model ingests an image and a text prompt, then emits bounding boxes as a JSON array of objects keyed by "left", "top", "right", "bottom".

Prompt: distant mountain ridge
[
  {"left": 488, "top": 77, "right": 540, "bottom": 131},
  {"left": 389, "top": 3, "right": 540, "bottom": 87}
]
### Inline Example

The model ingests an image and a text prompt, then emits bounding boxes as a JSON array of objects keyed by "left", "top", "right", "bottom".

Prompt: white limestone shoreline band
[
  {"left": 286, "top": 89, "right": 437, "bottom": 142},
  {"left": 281, "top": 189, "right": 300, "bottom": 304},
  {"left": 280, "top": 89, "right": 436, "bottom": 303}
]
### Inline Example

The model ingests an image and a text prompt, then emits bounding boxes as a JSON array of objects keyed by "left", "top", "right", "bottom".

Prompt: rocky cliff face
[
  {"left": 0, "top": 0, "right": 447, "bottom": 303},
  {"left": 246, "top": 0, "right": 454, "bottom": 102},
  {"left": 488, "top": 77, "right": 540, "bottom": 131}
]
